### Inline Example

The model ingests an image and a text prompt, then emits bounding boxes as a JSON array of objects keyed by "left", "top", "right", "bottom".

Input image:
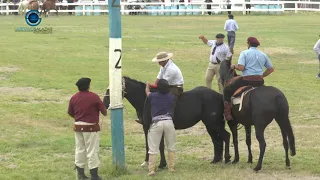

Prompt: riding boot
[
  {"left": 148, "top": 154, "right": 156, "bottom": 176},
  {"left": 230, "top": 48, "right": 234, "bottom": 55},
  {"left": 168, "top": 152, "right": 175, "bottom": 172},
  {"left": 75, "top": 166, "right": 89, "bottom": 180},
  {"left": 90, "top": 168, "right": 102, "bottom": 180},
  {"left": 224, "top": 101, "right": 233, "bottom": 121}
]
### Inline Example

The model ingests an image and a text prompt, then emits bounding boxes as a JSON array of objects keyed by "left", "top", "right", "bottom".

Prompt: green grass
[{"left": 0, "top": 13, "right": 320, "bottom": 180}]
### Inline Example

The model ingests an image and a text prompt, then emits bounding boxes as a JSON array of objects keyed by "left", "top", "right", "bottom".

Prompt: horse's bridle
[{"left": 104, "top": 77, "right": 127, "bottom": 98}]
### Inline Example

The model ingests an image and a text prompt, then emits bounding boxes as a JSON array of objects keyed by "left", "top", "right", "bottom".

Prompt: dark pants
[
  {"left": 207, "top": 5, "right": 212, "bottom": 15},
  {"left": 227, "top": 31, "right": 236, "bottom": 49},
  {"left": 169, "top": 86, "right": 183, "bottom": 119},
  {"left": 227, "top": 5, "right": 231, "bottom": 14},
  {"left": 223, "top": 77, "right": 264, "bottom": 102},
  {"left": 246, "top": 4, "right": 251, "bottom": 14}
]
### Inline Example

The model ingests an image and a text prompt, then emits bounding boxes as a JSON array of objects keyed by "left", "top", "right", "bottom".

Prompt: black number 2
[
  {"left": 114, "top": 49, "right": 122, "bottom": 69},
  {"left": 112, "top": 0, "right": 120, "bottom": 7}
]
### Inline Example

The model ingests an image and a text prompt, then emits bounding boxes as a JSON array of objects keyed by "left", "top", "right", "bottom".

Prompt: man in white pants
[
  {"left": 145, "top": 79, "right": 176, "bottom": 176},
  {"left": 313, "top": 36, "right": 320, "bottom": 79},
  {"left": 68, "top": 78, "right": 107, "bottom": 180}
]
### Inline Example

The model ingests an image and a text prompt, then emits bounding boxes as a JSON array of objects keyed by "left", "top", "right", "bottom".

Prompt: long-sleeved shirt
[
  {"left": 68, "top": 91, "right": 107, "bottom": 123},
  {"left": 207, "top": 40, "right": 232, "bottom": 63},
  {"left": 224, "top": 19, "right": 239, "bottom": 32},
  {"left": 313, "top": 39, "right": 320, "bottom": 55}
]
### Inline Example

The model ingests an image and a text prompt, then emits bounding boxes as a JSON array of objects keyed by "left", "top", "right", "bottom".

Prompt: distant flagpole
[{"left": 108, "top": 0, "right": 125, "bottom": 169}]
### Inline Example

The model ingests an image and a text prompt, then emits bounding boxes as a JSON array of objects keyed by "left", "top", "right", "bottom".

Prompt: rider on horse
[
  {"left": 223, "top": 37, "right": 275, "bottom": 121},
  {"left": 135, "top": 52, "right": 184, "bottom": 124}
]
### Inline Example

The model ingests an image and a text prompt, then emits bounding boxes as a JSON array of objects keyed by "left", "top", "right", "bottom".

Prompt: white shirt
[
  {"left": 207, "top": 40, "right": 232, "bottom": 63},
  {"left": 314, "top": 39, "right": 320, "bottom": 55},
  {"left": 224, "top": 19, "right": 239, "bottom": 32},
  {"left": 157, "top": 60, "right": 184, "bottom": 85}
]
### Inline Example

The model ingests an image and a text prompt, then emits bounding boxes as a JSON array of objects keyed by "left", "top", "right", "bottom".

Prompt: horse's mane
[{"left": 123, "top": 76, "right": 145, "bottom": 86}]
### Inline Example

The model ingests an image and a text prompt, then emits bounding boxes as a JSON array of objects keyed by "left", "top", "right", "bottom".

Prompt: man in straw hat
[
  {"left": 313, "top": 35, "right": 320, "bottom": 79},
  {"left": 145, "top": 79, "right": 177, "bottom": 176},
  {"left": 68, "top": 77, "right": 107, "bottom": 180},
  {"left": 135, "top": 52, "right": 184, "bottom": 124},
  {"left": 199, "top": 33, "right": 232, "bottom": 94},
  {"left": 223, "top": 37, "right": 274, "bottom": 121}
]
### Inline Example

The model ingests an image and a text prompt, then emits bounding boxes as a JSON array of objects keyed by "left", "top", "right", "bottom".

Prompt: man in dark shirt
[
  {"left": 68, "top": 77, "right": 107, "bottom": 180},
  {"left": 145, "top": 79, "right": 176, "bottom": 176}
]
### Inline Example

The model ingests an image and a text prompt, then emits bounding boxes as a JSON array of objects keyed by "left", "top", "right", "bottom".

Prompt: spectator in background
[
  {"left": 67, "top": 0, "right": 74, "bottom": 15},
  {"left": 226, "top": 0, "right": 231, "bottom": 14},
  {"left": 313, "top": 36, "right": 320, "bottom": 79},
  {"left": 245, "top": 0, "right": 251, "bottom": 14},
  {"left": 205, "top": 0, "right": 212, "bottom": 15},
  {"left": 224, "top": 14, "right": 239, "bottom": 54}
]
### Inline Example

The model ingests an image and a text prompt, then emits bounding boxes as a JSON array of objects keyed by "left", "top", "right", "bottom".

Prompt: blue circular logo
[{"left": 25, "top": 10, "right": 42, "bottom": 26}]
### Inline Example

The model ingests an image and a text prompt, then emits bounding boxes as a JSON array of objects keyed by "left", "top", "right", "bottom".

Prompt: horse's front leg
[
  {"left": 140, "top": 125, "right": 149, "bottom": 167},
  {"left": 245, "top": 125, "right": 253, "bottom": 163},
  {"left": 158, "top": 134, "right": 167, "bottom": 169},
  {"left": 228, "top": 120, "right": 239, "bottom": 164}
]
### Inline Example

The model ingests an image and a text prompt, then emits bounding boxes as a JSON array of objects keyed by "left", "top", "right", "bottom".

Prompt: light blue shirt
[
  {"left": 238, "top": 47, "right": 273, "bottom": 76},
  {"left": 224, "top": 19, "right": 239, "bottom": 32}
]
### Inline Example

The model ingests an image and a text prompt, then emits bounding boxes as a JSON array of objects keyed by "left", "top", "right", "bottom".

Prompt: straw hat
[{"left": 152, "top": 52, "right": 173, "bottom": 62}]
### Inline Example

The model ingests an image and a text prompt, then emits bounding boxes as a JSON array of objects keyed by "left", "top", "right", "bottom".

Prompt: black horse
[
  {"left": 219, "top": 60, "right": 296, "bottom": 171},
  {"left": 103, "top": 76, "right": 231, "bottom": 169}
]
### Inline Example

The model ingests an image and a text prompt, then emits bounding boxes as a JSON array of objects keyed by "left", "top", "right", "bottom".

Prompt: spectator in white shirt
[
  {"left": 313, "top": 36, "right": 320, "bottom": 79},
  {"left": 224, "top": 14, "right": 239, "bottom": 54},
  {"left": 199, "top": 33, "right": 232, "bottom": 94}
]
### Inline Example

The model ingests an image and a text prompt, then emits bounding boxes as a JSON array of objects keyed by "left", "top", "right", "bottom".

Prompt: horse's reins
[{"left": 223, "top": 67, "right": 244, "bottom": 131}]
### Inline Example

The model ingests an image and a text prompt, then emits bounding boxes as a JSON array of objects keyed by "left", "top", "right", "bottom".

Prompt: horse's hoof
[
  {"left": 158, "top": 164, "right": 167, "bottom": 169},
  {"left": 211, "top": 158, "right": 222, "bottom": 164},
  {"left": 225, "top": 159, "right": 231, "bottom": 164},
  {"left": 286, "top": 166, "right": 291, "bottom": 170},
  {"left": 253, "top": 166, "right": 261, "bottom": 172},
  {"left": 247, "top": 160, "right": 253, "bottom": 164},
  {"left": 140, "top": 161, "right": 148, "bottom": 167},
  {"left": 232, "top": 160, "right": 239, "bottom": 164}
]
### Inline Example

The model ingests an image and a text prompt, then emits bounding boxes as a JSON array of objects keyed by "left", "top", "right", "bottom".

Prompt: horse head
[
  {"left": 103, "top": 76, "right": 158, "bottom": 112},
  {"left": 219, "top": 60, "right": 238, "bottom": 87}
]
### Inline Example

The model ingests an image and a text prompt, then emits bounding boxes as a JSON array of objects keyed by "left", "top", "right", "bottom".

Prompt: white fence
[{"left": 0, "top": 1, "right": 319, "bottom": 15}]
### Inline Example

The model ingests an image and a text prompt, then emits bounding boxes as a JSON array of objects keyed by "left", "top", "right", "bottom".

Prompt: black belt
[
  {"left": 152, "top": 119, "right": 172, "bottom": 124},
  {"left": 211, "top": 57, "right": 221, "bottom": 64}
]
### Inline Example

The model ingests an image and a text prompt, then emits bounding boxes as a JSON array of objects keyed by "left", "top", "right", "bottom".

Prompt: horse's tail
[{"left": 275, "top": 93, "right": 296, "bottom": 157}]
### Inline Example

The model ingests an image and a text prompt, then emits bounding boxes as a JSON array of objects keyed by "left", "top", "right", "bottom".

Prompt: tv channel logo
[
  {"left": 15, "top": 10, "right": 52, "bottom": 34},
  {"left": 25, "top": 10, "right": 42, "bottom": 26}
]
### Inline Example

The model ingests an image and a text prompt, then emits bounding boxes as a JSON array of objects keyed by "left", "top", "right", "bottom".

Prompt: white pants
[
  {"left": 75, "top": 131, "right": 100, "bottom": 169},
  {"left": 148, "top": 120, "right": 176, "bottom": 155}
]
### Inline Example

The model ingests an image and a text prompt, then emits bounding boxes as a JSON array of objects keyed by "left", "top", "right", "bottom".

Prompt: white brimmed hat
[{"left": 152, "top": 52, "right": 173, "bottom": 62}]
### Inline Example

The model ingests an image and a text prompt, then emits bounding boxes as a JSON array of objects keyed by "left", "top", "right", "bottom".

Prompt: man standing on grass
[
  {"left": 68, "top": 77, "right": 107, "bottom": 180},
  {"left": 313, "top": 36, "right": 320, "bottom": 79},
  {"left": 199, "top": 33, "right": 232, "bottom": 94},
  {"left": 224, "top": 14, "right": 239, "bottom": 54}
]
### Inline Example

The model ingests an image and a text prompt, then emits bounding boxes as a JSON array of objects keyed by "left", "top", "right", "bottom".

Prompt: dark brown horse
[
  {"left": 219, "top": 60, "right": 296, "bottom": 171},
  {"left": 40, "top": 0, "right": 58, "bottom": 17},
  {"left": 28, "top": 0, "right": 39, "bottom": 11}
]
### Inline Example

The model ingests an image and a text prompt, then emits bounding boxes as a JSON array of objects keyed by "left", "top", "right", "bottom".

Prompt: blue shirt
[
  {"left": 149, "top": 92, "right": 174, "bottom": 119},
  {"left": 238, "top": 47, "right": 273, "bottom": 76}
]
